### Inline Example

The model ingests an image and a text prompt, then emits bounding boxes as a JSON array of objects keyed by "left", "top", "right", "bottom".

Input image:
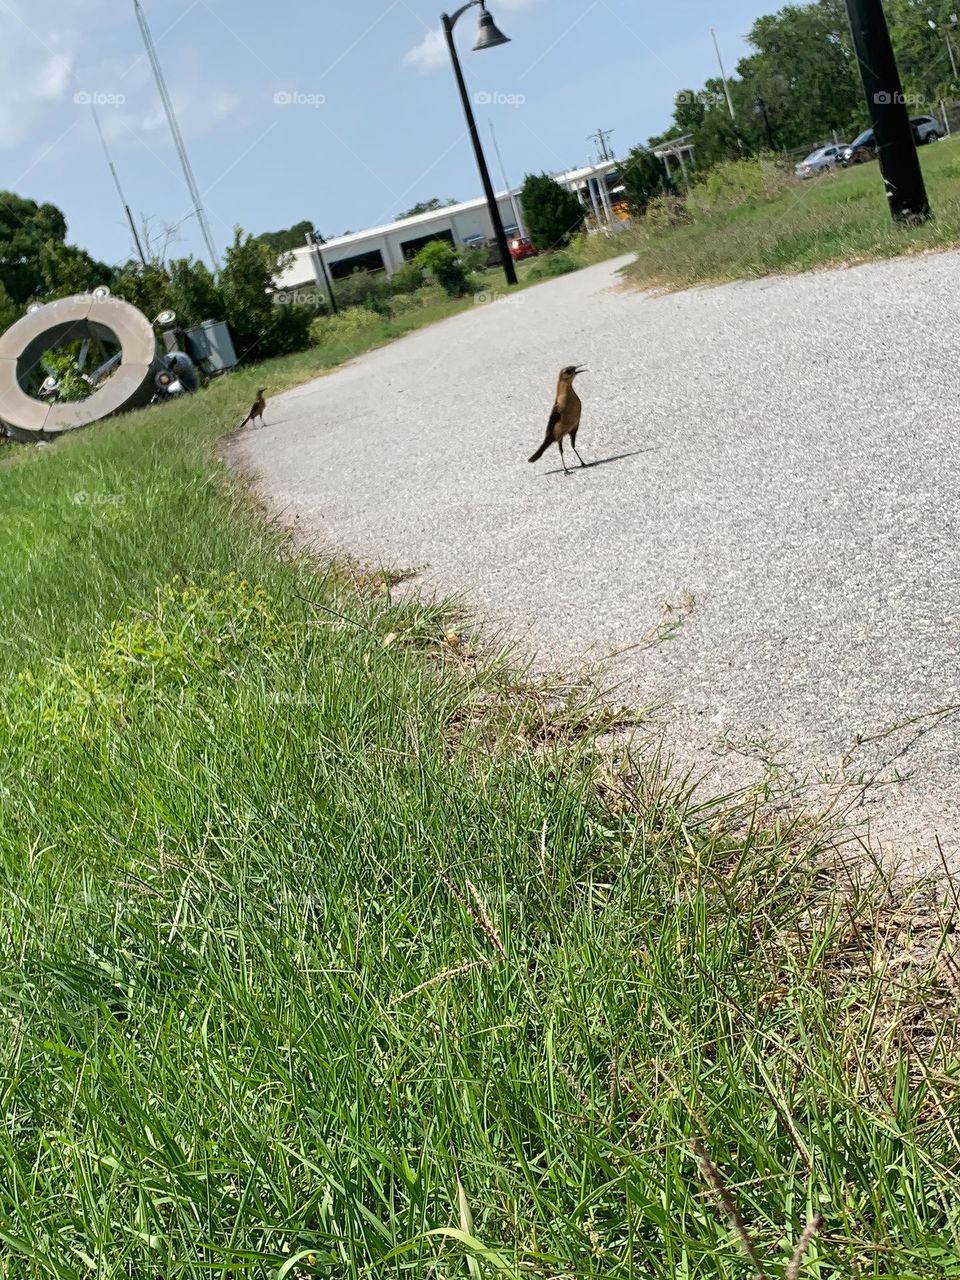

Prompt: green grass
[
  {"left": 1, "top": 304, "right": 959, "bottom": 1279},
  {"left": 589, "top": 139, "right": 960, "bottom": 292}
]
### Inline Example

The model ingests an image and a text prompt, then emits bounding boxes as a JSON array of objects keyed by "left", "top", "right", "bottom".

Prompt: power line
[{"left": 133, "top": 0, "right": 218, "bottom": 270}]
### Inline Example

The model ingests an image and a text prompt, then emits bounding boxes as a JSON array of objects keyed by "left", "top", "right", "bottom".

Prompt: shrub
[
  {"left": 413, "top": 241, "right": 471, "bottom": 297},
  {"left": 644, "top": 195, "right": 692, "bottom": 230},
  {"left": 526, "top": 252, "right": 578, "bottom": 280},
  {"left": 333, "top": 269, "right": 393, "bottom": 313},
  {"left": 388, "top": 261, "right": 425, "bottom": 295},
  {"left": 687, "top": 156, "right": 795, "bottom": 215},
  {"left": 458, "top": 244, "right": 488, "bottom": 276},
  {"left": 310, "top": 306, "right": 382, "bottom": 347}
]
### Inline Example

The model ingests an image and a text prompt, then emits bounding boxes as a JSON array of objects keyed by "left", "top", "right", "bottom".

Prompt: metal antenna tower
[
  {"left": 91, "top": 104, "right": 148, "bottom": 267},
  {"left": 133, "top": 0, "right": 218, "bottom": 269}
]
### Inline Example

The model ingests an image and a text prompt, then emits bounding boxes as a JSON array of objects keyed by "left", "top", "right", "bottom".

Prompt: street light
[
  {"left": 843, "top": 0, "right": 931, "bottom": 222},
  {"left": 928, "top": 15, "right": 959, "bottom": 83},
  {"left": 441, "top": 0, "right": 518, "bottom": 286}
]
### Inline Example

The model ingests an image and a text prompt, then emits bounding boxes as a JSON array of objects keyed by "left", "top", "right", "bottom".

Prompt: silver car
[{"left": 795, "top": 144, "right": 846, "bottom": 178}]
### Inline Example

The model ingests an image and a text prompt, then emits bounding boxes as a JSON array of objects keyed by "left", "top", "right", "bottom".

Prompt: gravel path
[{"left": 230, "top": 252, "right": 960, "bottom": 869}]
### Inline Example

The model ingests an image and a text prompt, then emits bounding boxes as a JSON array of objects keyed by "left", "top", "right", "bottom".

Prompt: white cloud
[
  {"left": 139, "top": 81, "right": 243, "bottom": 138},
  {"left": 402, "top": 27, "right": 447, "bottom": 74}
]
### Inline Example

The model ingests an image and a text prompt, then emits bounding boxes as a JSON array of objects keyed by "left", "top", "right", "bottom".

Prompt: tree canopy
[
  {"left": 256, "top": 220, "right": 316, "bottom": 253},
  {"left": 397, "top": 198, "right": 457, "bottom": 219},
  {"left": 519, "top": 174, "right": 585, "bottom": 251}
]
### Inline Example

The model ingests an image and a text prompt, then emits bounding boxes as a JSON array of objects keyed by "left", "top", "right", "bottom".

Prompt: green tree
[
  {"left": 167, "top": 257, "right": 223, "bottom": 326},
  {"left": 37, "top": 240, "right": 113, "bottom": 301},
  {"left": 398, "top": 197, "right": 456, "bottom": 219},
  {"left": 220, "top": 231, "right": 311, "bottom": 360},
  {"left": 736, "top": 0, "right": 862, "bottom": 149},
  {"left": 691, "top": 100, "right": 744, "bottom": 169},
  {"left": 519, "top": 173, "right": 585, "bottom": 251},
  {"left": 256, "top": 219, "right": 315, "bottom": 253},
  {"left": 673, "top": 88, "right": 707, "bottom": 136},
  {"left": 0, "top": 282, "right": 18, "bottom": 333},
  {"left": 620, "top": 147, "right": 677, "bottom": 216},
  {"left": 0, "top": 193, "right": 68, "bottom": 305},
  {"left": 888, "top": 0, "right": 960, "bottom": 104},
  {"left": 111, "top": 263, "right": 173, "bottom": 323},
  {"left": 413, "top": 241, "right": 471, "bottom": 296}
]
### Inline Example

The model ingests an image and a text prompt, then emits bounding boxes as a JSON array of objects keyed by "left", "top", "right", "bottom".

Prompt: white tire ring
[{"left": 0, "top": 293, "right": 162, "bottom": 441}]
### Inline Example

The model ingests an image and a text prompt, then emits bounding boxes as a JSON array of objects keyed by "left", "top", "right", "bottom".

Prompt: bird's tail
[{"left": 528, "top": 438, "right": 550, "bottom": 463}]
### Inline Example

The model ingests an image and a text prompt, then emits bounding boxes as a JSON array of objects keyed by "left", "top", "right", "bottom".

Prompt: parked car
[
  {"left": 794, "top": 144, "right": 846, "bottom": 178},
  {"left": 508, "top": 236, "right": 538, "bottom": 261},
  {"left": 841, "top": 128, "right": 877, "bottom": 165},
  {"left": 911, "top": 114, "right": 943, "bottom": 144}
]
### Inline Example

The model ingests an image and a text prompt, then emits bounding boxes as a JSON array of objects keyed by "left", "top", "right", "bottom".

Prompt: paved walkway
[{"left": 230, "top": 252, "right": 960, "bottom": 869}]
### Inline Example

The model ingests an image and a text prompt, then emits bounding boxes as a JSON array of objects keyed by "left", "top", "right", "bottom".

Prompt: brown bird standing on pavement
[
  {"left": 528, "top": 365, "right": 589, "bottom": 474},
  {"left": 240, "top": 388, "right": 266, "bottom": 428}
]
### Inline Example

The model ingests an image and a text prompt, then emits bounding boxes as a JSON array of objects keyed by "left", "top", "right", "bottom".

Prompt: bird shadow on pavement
[{"left": 540, "top": 446, "right": 655, "bottom": 477}]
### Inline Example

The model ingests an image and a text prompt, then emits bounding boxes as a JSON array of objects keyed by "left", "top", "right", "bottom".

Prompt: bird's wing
[{"left": 545, "top": 402, "right": 561, "bottom": 437}]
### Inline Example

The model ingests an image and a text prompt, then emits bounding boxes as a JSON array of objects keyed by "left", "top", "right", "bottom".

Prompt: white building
[{"left": 273, "top": 160, "right": 626, "bottom": 295}]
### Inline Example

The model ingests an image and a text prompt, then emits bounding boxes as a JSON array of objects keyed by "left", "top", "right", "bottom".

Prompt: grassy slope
[
  {"left": 609, "top": 139, "right": 960, "bottom": 291},
  {"left": 0, "top": 299, "right": 959, "bottom": 1280}
]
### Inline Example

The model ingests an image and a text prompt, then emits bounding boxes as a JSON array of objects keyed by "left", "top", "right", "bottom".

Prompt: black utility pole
[
  {"left": 442, "top": 1, "right": 518, "bottom": 286},
  {"left": 306, "top": 231, "right": 338, "bottom": 314},
  {"left": 587, "top": 127, "right": 615, "bottom": 162},
  {"left": 844, "top": 0, "right": 931, "bottom": 221}
]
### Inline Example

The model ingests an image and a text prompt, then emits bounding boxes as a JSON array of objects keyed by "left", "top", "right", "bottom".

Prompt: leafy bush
[
  {"left": 387, "top": 261, "right": 425, "bottom": 295},
  {"left": 688, "top": 156, "right": 795, "bottom": 215},
  {"left": 457, "top": 244, "right": 489, "bottom": 276},
  {"left": 413, "top": 241, "right": 471, "bottom": 297},
  {"left": 310, "top": 306, "right": 382, "bottom": 347},
  {"left": 644, "top": 195, "right": 693, "bottom": 230},
  {"left": 39, "top": 345, "right": 91, "bottom": 401},
  {"left": 519, "top": 172, "right": 585, "bottom": 250},
  {"left": 333, "top": 269, "right": 393, "bottom": 314},
  {"left": 525, "top": 252, "right": 578, "bottom": 280}
]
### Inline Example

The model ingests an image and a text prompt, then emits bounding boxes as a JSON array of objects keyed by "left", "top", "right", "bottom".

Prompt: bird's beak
[{"left": 575, "top": 366, "right": 588, "bottom": 373}]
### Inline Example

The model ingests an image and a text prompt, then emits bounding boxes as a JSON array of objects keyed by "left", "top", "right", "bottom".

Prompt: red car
[{"left": 509, "top": 236, "right": 538, "bottom": 261}]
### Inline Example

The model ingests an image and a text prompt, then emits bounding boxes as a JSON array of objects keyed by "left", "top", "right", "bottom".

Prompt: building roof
[
  {"left": 315, "top": 189, "right": 519, "bottom": 252},
  {"left": 651, "top": 134, "right": 694, "bottom": 159}
]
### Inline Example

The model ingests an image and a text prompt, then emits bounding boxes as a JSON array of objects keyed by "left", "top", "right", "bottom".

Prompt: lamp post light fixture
[
  {"left": 928, "top": 15, "right": 959, "bottom": 82},
  {"left": 441, "top": 0, "right": 518, "bottom": 286}
]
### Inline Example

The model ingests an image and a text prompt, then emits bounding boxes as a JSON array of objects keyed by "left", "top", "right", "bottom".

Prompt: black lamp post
[
  {"left": 843, "top": 0, "right": 931, "bottom": 222},
  {"left": 442, "top": 0, "right": 518, "bottom": 286}
]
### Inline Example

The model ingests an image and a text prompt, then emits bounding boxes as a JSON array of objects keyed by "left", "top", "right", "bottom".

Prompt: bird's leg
[
  {"left": 559, "top": 438, "right": 570, "bottom": 474},
  {"left": 571, "top": 430, "right": 589, "bottom": 467}
]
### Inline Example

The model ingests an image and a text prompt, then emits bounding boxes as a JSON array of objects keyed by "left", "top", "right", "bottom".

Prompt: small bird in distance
[
  {"left": 528, "top": 365, "right": 589, "bottom": 474},
  {"left": 240, "top": 388, "right": 267, "bottom": 429}
]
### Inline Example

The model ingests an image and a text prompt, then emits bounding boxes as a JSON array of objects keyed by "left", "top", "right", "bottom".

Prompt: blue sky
[{"left": 3, "top": 0, "right": 774, "bottom": 266}]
